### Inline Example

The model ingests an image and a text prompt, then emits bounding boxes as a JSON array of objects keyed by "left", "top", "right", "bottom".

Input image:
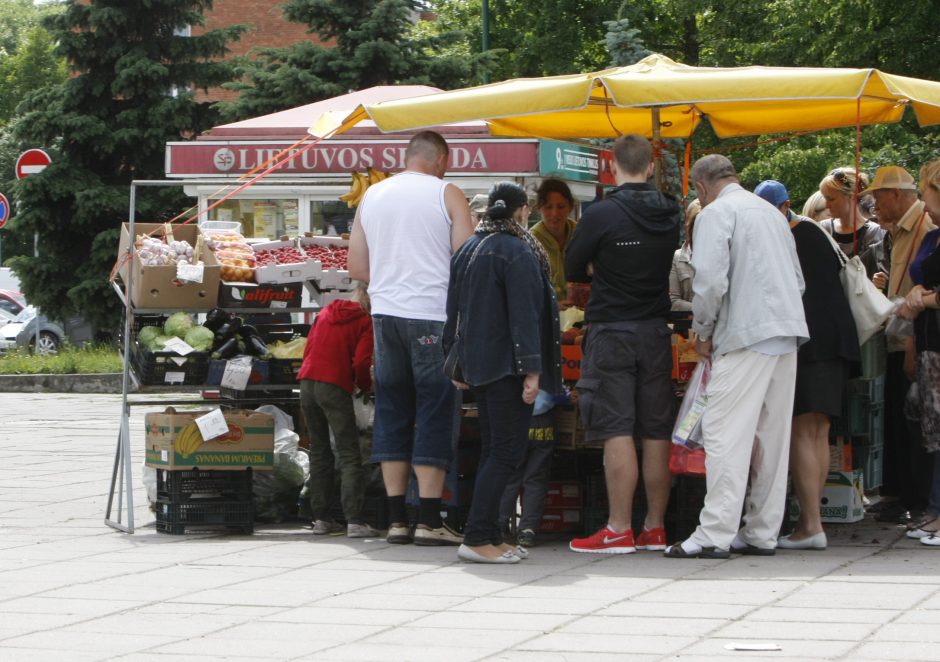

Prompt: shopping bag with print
[{"left": 672, "top": 360, "right": 710, "bottom": 448}]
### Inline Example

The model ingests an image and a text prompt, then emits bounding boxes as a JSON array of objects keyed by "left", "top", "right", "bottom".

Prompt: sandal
[{"left": 663, "top": 540, "right": 730, "bottom": 559}]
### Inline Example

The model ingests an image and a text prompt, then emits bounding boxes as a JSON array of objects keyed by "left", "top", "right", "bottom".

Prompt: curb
[{"left": 0, "top": 373, "right": 125, "bottom": 393}]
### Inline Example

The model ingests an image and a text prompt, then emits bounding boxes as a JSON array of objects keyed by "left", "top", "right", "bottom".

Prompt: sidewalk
[{"left": 1, "top": 392, "right": 939, "bottom": 661}]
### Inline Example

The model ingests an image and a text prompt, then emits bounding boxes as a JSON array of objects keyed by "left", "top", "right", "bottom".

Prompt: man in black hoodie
[{"left": 565, "top": 134, "right": 681, "bottom": 554}]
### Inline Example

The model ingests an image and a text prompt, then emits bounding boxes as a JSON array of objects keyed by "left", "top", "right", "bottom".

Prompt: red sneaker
[
  {"left": 636, "top": 527, "right": 667, "bottom": 551},
  {"left": 569, "top": 526, "right": 636, "bottom": 554}
]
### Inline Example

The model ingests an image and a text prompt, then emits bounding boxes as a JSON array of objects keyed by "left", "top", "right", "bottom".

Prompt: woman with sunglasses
[{"left": 818, "top": 167, "right": 886, "bottom": 264}]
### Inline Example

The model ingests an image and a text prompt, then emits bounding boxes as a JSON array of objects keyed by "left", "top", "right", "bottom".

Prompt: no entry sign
[
  {"left": 0, "top": 193, "right": 8, "bottom": 230},
  {"left": 15, "top": 149, "right": 51, "bottom": 180}
]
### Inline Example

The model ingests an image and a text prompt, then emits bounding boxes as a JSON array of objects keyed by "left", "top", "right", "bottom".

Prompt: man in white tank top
[{"left": 349, "top": 131, "right": 473, "bottom": 546}]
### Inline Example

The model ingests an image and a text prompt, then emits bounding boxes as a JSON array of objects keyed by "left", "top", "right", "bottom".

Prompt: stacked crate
[
  {"left": 155, "top": 468, "right": 254, "bottom": 535},
  {"left": 832, "top": 333, "right": 887, "bottom": 489}
]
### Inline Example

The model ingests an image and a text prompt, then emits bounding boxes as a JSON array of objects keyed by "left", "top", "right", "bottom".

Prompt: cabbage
[
  {"left": 184, "top": 326, "right": 215, "bottom": 352},
  {"left": 164, "top": 312, "right": 195, "bottom": 339},
  {"left": 151, "top": 335, "right": 174, "bottom": 351},
  {"left": 137, "top": 326, "right": 161, "bottom": 350}
]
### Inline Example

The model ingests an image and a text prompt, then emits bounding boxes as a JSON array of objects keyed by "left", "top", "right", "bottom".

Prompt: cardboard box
[
  {"left": 829, "top": 437, "right": 853, "bottom": 472},
  {"left": 561, "top": 345, "right": 582, "bottom": 381},
  {"left": 117, "top": 223, "right": 221, "bottom": 310},
  {"left": 544, "top": 480, "right": 583, "bottom": 509},
  {"left": 789, "top": 469, "right": 864, "bottom": 523},
  {"left": 144, "top": 407, "right": 275, "bottom": 470},
  {"left": 218, "top": 281, "right": 303, "bottom": 309},
  {"left": 299, "top": 236, "right": 353, "bottom": 291}
]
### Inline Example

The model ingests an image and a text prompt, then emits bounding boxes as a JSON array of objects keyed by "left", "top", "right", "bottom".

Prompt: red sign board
[
  {"left": 165, "top": 140, "right": 540, "bottom": 178},
  {"left": 15, "top": 149, "right": 51, "bottom": 180}
]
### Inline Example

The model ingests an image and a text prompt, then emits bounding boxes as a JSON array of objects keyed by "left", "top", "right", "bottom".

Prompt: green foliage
[
  {"left": 0, "top": 27, "right": 67, "bottom": 125},
  {"left": 0, "top": 0, "right": 63, "bottom": 57},
  {"left": 6, "top": 0, "right": 245, "bottom": 337},
  {"left": 218, "top": 0, "right": 485, "bottom": 121},
  {"left": 0, "top": 344, "right": 122, "bottom": 374}
]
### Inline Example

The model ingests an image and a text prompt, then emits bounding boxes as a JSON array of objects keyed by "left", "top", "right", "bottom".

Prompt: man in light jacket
[{"left": 665, "top": 154, "right": 809, "bottom": 558}]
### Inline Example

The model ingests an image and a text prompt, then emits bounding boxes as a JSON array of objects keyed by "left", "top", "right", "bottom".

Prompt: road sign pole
[{"left": 34, "top": 231, "right": 39, "bottom": 352}]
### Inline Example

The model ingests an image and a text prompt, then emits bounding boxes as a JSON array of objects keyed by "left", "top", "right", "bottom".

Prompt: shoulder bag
[{"left": 807, "top": 219, "right": 896, "bottom": 345}]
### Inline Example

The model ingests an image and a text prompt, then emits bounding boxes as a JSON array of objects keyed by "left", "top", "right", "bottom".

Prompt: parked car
[
  {"left": 0, "top": 308, "right": 15, "bottom": 330},
  {"left": 0, "top": 289, "right": 26, "bottom": 316},
  {"left": 0, "top": 306, "right": 94, "bottom": 355}
]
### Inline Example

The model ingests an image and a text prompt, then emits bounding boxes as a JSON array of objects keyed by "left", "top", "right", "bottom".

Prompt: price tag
[
  {"left": 162, "top": 337, "right": 194, "bottom": 356},
  {"left": 169, "top": 356, "right": 187, "bottom": 366},
  {"left": 164, "top": 371, "right": 186, "bottom": 384},
  {"left": 221, "top": 357, "right": 252, "bottom": 391},
  {"left": 195, "top": 408, "right": 229, "bottom": 441},
  {"left": 177, "top": 262, "right": 205, "bottom": 283},
  {"left": 270, "top": 300, "right": 288, "bottom": 309},
  {"left": 161, "top": 449, "right": 168, "bottom": 462}
]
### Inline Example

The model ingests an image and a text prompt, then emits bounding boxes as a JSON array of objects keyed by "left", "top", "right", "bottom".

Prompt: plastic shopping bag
[{"left": 672, "top": 360, "right": 710, "bottom": 448}]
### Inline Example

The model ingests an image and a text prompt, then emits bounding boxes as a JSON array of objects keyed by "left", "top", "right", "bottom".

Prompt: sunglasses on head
[{"left": 828, "top": 168, "right": 855, "bottom": 191}]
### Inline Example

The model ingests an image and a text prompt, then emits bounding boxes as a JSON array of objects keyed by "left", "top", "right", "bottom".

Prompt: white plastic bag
[{"left": 672, "top": 360, "right": 710, "bottom": 448}]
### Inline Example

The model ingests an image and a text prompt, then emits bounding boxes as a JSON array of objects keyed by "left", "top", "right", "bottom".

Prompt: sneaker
[
  {"left": 517, "top": 528, "right": 536, "bottom": 548},
  {"left": 387, "top": 522, "right": 413, "bottom": 545},
  {"left": 569, "top": 526, "right": 636, "bottom": 554},
  {"left": 413, "top": 522, "right": 463, "bottom": 546},
  {"left": 636, "top": 527, "right": 667, "bottom": 551},
  {"left": 347, "top": 522, "right": 380, "bottom": 538},
  {"left": 921, "top": 534, "right": 940, "bottom": 546},
  {"left": 312, "top": 519, "right": 344, "bottom": 536}
]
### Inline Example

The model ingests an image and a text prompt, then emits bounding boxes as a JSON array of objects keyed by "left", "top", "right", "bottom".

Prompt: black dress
[{"left": 791, "top": 220, "right": 862, "bottom": 417}]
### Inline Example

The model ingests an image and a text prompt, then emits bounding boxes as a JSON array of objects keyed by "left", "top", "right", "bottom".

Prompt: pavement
[{"left": 2, "top": 392, "right": 940, "bottom": 661}]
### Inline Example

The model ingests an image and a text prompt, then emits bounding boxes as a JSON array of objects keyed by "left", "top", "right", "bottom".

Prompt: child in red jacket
[{"left": 298, "top": 282, "right": 376, "bottom": 537}]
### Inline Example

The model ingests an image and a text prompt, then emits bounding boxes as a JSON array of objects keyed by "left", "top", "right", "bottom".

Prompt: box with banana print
[{"left": 145, "top": 407, "right": 275, "bottom": 470}]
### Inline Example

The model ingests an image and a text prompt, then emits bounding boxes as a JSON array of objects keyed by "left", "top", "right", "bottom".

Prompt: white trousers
[{"left": 689, "top": 348, "right": 797, "bottom": 550}]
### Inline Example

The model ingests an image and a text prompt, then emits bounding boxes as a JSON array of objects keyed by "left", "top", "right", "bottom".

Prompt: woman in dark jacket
[
  {"left": 443, "top": 181, "right": 562, "bottom": 564},
  {"left": 767, "top": 189, "right": 861, "bottom": 550}
]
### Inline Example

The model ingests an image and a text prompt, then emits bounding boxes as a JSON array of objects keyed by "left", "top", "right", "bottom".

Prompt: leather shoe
[
  {"left": 457, "top": 544, "right": 520, "bottom": 564},
  {"left": 776, "top": 531, "right": 827, "bottom": 550},
  {"left": 874, "top": 502, "right": 912, "bottom": 523}
]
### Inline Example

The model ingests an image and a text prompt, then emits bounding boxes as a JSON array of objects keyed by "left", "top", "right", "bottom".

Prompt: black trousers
[{"left": 883, "top": 352, "right": 931, "bottom": 508}]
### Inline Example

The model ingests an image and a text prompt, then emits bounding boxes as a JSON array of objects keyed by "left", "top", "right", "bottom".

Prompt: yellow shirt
[{"left": 531, "top": 218, "right": 577, "bottom": 302}]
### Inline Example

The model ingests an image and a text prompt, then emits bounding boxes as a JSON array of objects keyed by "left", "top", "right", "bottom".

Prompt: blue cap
[{"left": 754, "top": 180, "right": 789, "bottom": 207}]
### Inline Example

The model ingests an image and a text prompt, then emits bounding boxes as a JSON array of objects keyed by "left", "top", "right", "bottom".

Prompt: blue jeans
[
  {"left": 464, "top": 376, "right": 533, "bottom": 546},
  {"left": 370, "top": 315, "right": 459, "bottom": 469}
]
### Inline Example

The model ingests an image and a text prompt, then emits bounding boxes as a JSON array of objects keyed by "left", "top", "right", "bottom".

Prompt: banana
[
  {"left": 350, "top": 171, "right": 371, "bottom": 207},
  {"left": 367, "top": 167, "right": 386, "bottom": 185},
  {"left": 339, "top": 171, "right": 365, "bottom": 208},
  {"left": 175, "top": 422, "right": 204, "bottom": 458}
]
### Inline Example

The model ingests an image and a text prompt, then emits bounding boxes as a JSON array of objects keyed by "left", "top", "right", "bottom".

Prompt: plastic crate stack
[
  {"left": 155, "top": 468, "right": 254, "bottom": 535},
  {"left": 831, "top": 333, "right": 887, "bottom": 489}
]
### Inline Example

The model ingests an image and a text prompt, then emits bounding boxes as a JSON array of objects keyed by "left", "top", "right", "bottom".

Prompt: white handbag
[{"left": 814, "top": 222, "right": 894, "bottom": 345}]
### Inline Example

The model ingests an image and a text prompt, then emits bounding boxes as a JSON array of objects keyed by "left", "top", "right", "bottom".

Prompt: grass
[{"left": 0, "top": 345, "right": 123, "bottom": 375}]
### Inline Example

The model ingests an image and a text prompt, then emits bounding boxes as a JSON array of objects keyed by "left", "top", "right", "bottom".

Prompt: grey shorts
[{"left": 577, "top": 319, "right": 675, "bottom": 442}]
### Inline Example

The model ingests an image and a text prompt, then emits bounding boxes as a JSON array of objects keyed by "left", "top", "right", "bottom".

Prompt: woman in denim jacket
[{"left": 444, "top": 181, "right": 562, "bottom": 564}]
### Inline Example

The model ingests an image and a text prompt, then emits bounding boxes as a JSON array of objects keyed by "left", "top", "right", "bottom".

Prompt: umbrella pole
[{"left": 652, "top": 107, "right": 663, "bottom": 191}]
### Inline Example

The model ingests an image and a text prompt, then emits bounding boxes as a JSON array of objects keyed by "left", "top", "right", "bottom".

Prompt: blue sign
[{"left": 0, "top": 193, "right": 9, "bottom": 230}]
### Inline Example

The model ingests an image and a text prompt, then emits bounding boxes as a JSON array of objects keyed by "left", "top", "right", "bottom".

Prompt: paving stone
[{"left": 513, "top": 632, "right": 695, "bottom": 655}]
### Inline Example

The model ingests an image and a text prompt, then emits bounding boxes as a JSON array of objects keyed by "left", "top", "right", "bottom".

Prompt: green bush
[{"left": 0, "top": 345, "right": 122, "bottom": 375}]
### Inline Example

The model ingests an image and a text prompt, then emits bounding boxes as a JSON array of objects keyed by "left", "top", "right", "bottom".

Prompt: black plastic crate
[
  {"left": 206, "top": 359, "right": 270, "bottom": 386},
  {"left": 132, "top": 314, "right": 168, "bottom": 336},
  {"left": 268, "top": 358, "right": 304, "bottom": 384},
  {"left": 132, "top": 345, "right": 210, "bottom": 385},
  {"left": 155, "top": 498, "right": 254, "bottom": 535},
  {"left": 156, "top": 468, "right": 253, "bottom": 502},
  {"left": 256, "top": 323, "right": 310, "bottom": 344}
]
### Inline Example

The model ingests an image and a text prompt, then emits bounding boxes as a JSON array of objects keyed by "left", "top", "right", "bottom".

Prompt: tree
[
  {"left": 218, "top": 0, "right": 485, "bottom": 121},
  {"left": 604, "top": 17, "right": 650, "bottom": 67},
  {"left": 0, "top": 27, "right": 67, "bottom": 125},
  {"left": 6, "top": 1, "right": 245, "bottom": 335},
  {"left": 0, "top": 0, "right": 62, "bottom": 58}
]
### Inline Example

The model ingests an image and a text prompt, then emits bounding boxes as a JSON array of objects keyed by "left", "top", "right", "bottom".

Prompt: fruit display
[
  {"left": 301, "top": 243, "right": 348, "bottom": 270},
  {"left": 135, "top": 235, "right": 197, "bottom": 267},
  {"left": 338, "top": 167, "right": 391, "bottom": 208},
  {"left": 205, "top": 231, "right": 256, "bottom": 283},
  {"left": 254, "top": 245, "right": 307, "bottom": 267}
]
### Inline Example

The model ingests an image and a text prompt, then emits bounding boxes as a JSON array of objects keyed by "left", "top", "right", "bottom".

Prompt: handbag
[
  {"left": 443, "top": 234, "right": 494, "bottom": 383},
  {"left": 812, "top": 220, "right": 896, "bottom": 345}
]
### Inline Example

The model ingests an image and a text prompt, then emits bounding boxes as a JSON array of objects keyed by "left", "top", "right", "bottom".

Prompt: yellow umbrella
[{"left": 312, "top": 54, "right": 940, "bottom": 140}]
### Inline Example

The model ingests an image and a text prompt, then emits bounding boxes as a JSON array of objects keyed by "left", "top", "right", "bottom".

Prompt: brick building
[{"left": 193, "top": 0, "right": 324, "bottom": 103}]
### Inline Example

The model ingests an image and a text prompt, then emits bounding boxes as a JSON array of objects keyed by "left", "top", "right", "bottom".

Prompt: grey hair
[{"left": 690, "top": 154, "right": 738, "bottom": 186}]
